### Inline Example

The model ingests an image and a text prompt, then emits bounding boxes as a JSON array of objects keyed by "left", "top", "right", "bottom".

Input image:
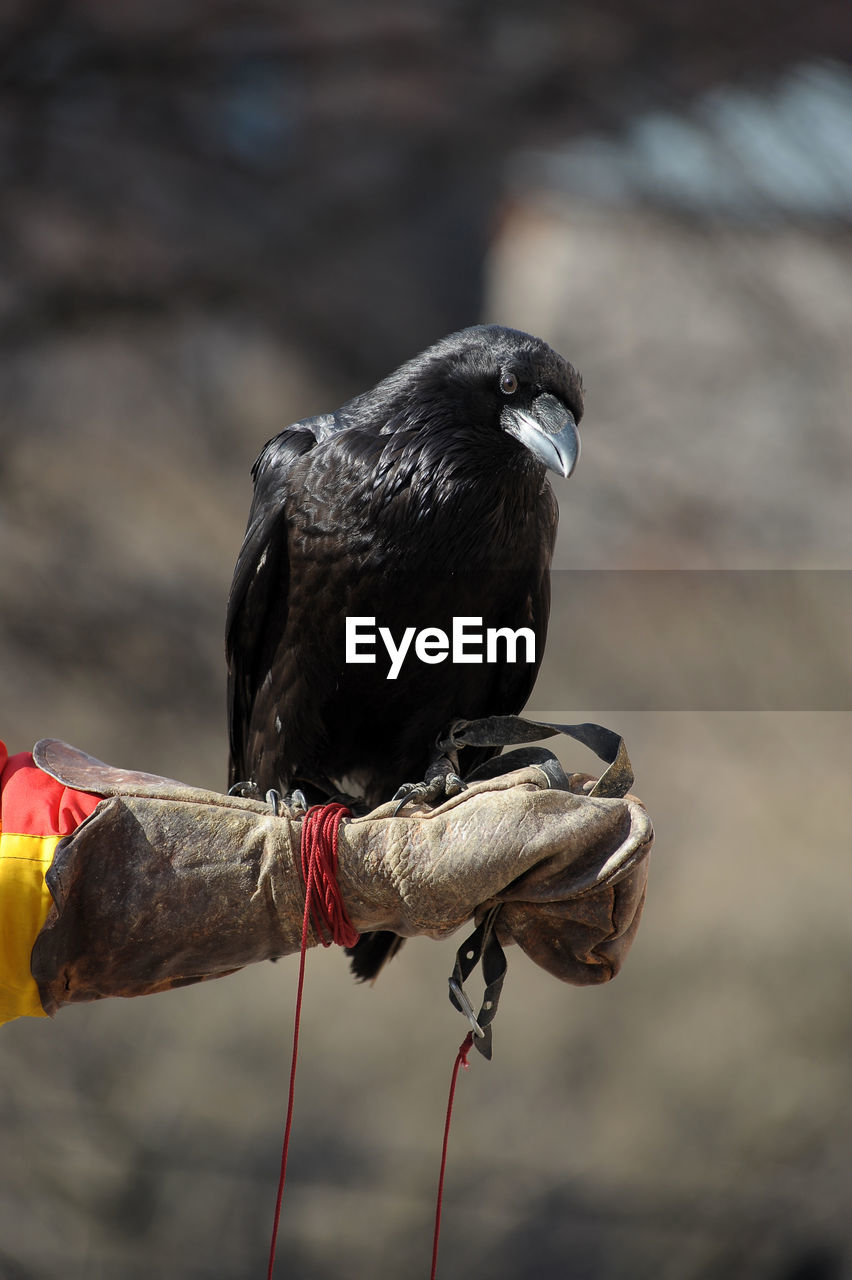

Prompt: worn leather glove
[{"left": 30, "top": 739, "right": 652, "bottom": 1016}]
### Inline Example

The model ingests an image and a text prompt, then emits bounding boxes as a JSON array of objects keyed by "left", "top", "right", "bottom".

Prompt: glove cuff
[{"left": 31, "top": 789, "right": 307, "bottom": 1015}]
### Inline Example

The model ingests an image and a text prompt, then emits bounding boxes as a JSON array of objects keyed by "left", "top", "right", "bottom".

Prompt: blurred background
[{"left": 1, "top": 2, "right": 851, "bottom": 1277}]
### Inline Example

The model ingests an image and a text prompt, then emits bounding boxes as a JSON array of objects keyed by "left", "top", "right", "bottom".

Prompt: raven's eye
[{"left": 500, "top": 372, "right": 518, "bottom": 395}]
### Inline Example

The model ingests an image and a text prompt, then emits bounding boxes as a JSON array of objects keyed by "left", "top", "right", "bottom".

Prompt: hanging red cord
[
  {"left": 265, "top": 802, "right": 475, "bottom": 1280},
  {"left": 266, "top": 802, "right": 357, "bottom": 1280},
  {"left": 430, "top": 1031, "right": 475, "bottom": 1280}
]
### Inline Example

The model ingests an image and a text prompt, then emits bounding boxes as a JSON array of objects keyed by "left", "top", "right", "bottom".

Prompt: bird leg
[{"left": 392, "top": 750, "right": 465, "bottom": 815}]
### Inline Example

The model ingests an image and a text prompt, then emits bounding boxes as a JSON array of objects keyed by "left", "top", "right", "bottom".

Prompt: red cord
[
  {"left": 264, "top": 802, "right": 473, "bottom": 1280},
  {"left": 266, "top": 802, "right": 357, "bottom": 1280},
  {"left": 430, "top": 1031, "right": 475, "bottom": 1280}
]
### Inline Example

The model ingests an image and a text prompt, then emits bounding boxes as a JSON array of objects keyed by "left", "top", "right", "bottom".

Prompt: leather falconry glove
[{"left": 29, "top": 737, "right": 652, "bottom": 1018}]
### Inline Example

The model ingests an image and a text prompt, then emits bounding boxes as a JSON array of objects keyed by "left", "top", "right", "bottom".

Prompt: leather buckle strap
[
  {"left": 448, "top": 906, "right": 507, "bottom": 1061},
  {"left": 438, "top": 714, "right": 634, "bottom": 799}
]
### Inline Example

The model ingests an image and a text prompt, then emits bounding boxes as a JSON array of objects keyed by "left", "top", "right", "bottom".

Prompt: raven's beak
[{"left": 502, "top": 393, "right": 581, "bottom": 478}]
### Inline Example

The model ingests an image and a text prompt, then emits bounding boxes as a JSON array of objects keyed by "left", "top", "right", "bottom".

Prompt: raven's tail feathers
[{"left": 346, "top": 930, "right": 406, "bottom": 983}]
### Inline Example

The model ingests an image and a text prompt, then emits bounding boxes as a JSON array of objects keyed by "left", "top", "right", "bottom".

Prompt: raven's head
[
  {"left": 482, "top": 324, "right": 583, "bottom": 479},
  {"left": 365, "top": 324, "right": 584, "bottom": 480},
  {"left": 499, "top": 386, "right": 582, "bottom": 478}
]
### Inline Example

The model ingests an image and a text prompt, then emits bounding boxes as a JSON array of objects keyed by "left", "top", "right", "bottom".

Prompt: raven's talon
[
  {"left": 265, "top": 788, "right": 283, "bottom": 815},
  {"left": 391, "top": 771, "right": 467, "bottom": 815},
  {"left": 289, "top": 788, "right": 309, "bottom": 815},
  {"left": 265, "top": 787, "right": 309, "bottom": 816},
  {"left": 392, "top": 782, "right": 422, "bottom": 816},
  {"left": 228, "top": 779, "right": 258, "bottom": 798}
]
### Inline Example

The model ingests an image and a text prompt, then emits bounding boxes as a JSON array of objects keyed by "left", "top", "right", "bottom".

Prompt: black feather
[{"left": 226, "top": 324, "right": 584, "bottom": 979}]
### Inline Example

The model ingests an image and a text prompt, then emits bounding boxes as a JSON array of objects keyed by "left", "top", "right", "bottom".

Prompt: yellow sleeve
[{"left": 0, "top": 832, "right": 58, "bottom": 1024}]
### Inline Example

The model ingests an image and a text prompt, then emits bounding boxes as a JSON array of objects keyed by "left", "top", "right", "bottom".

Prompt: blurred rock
[{"left": 485, "top": 65, "right": 852, "bottom": 569}]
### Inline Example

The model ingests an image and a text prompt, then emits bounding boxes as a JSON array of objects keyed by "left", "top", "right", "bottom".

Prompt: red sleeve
[
  {"left": 1, "top": 747, "right": 101, "bottom": 838},
  {"left": 1, "top": 742, "right": 102, "bottom": 1025}
]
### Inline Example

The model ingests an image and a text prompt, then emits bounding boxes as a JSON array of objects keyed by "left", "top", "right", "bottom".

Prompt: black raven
[{"left": 226, "top": 324, "right": 583, "bottom": 979}]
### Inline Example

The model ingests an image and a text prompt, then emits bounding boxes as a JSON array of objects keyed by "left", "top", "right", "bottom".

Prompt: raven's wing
[
  {"left": 461, "top": 480, "right": 557, "bottom": 741},
  {"left": 226, "top": 419, "right": 332, "bottom": 789},
  {"left": 490, "top": 548, "right": 554, "bottom": 712}
]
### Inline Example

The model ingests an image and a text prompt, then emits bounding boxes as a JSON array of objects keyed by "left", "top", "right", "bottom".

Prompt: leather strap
[
  {"left": 439, "top": 715, "right": 633, "bottom": 798},
  {"left": 449, "top": 906, "right": 506, "bottom": 1061},
  {"left": 444, "top": 714, "right": 634, "bottom": 1055}
]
